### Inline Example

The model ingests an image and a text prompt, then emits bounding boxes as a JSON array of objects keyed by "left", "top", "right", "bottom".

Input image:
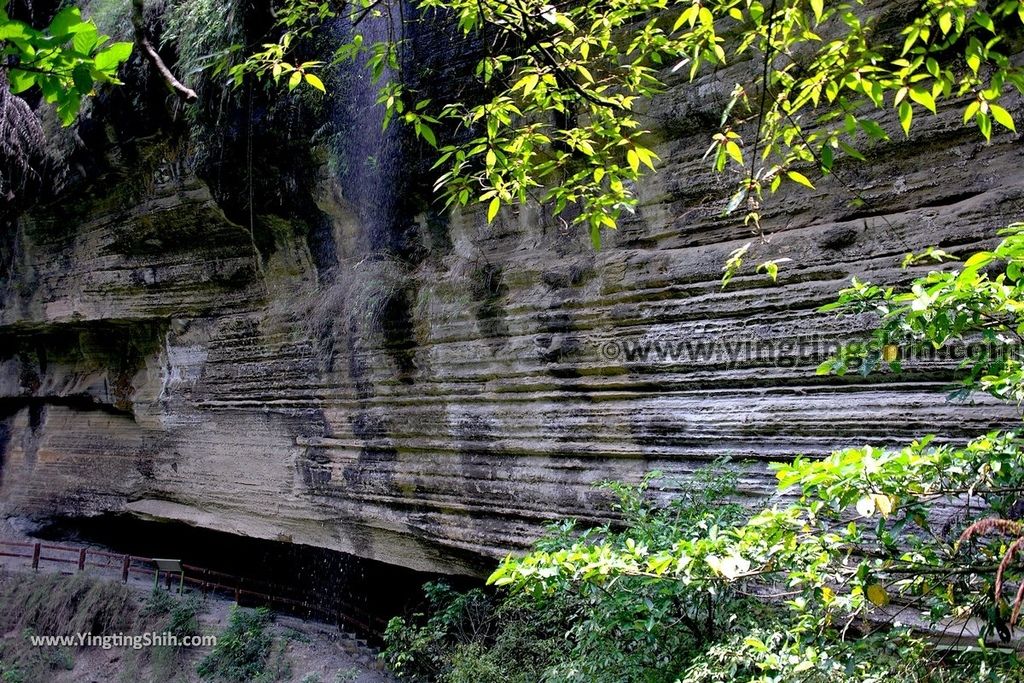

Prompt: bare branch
[{"left": 131, "top": 0, "right": 198, "bottom": 103}]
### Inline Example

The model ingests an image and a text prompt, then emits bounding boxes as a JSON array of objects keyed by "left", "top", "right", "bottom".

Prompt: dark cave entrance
[{"left": 34, "top": 514, "right": 479, "bottom": 642}]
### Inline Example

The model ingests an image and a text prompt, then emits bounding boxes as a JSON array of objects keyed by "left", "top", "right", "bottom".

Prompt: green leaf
[
  {"left": 553, "top": 13, "right": 575, "bottom": 31},
  {"left": 786, "top": 170, "right": 815, "bottom": 189},
  {"left": 908, "top": 88, "right": 936, "bottom": 114},
  {"left": 288, "top": 70, "right": 302, "bottom": 91},
  {"left": 810, "top": 0, "right": 823, "bottom": 21},
  {"left": 0, "top": 20, "right": 33, "bottom": 41},
  {"left": 49, "top": 6, "right": 84, "bottom": 38},
  {"left": 627, "top": 149, "right": 640, "bottom": 173},
  {"left": 898, "top": 100, "right": 913, "bottom": 137},
  {"left": 967, "top": 49, "right": 981, "bottom": 74},
  {"left": 724, "top": 141, "right": 742, "bottom": 166},
  {"left": 820, "top": 144, "right": 833, "bottom": 172},
  {"left": 72, "top": 64, "right": 93, "bottom": 94},
  {"left": 938, "top": 11, "right": 952, "bottom": 34},
  {"left": 838, "top": 141, "right": 866, "bottom": 161},
  {"left": 964, "top": 100, "right": 981, "bottom": 124},
  {"left": 858, "top": 119, "right": 888, "bottom": 141},
  {"left": 56, "top": 91, "right": 80, "bottom": 125},
  {"left": 990, "top": 104, "right": 1016, "bottom": 133},
  {"left": 977, "top": 111, "right": 993, "bottom": 141},
  {"left": 963, "top": 251, "right": 993, "bottom": 269},
  {"left": 93, "top": 41, "right": 133, "bottom": 72},
  {"left": 514, "top": 73, "right": 539, "bottom": 96},
  {"left": 901, "top": 28, "right": 919, "bottom": 56},
  {"left": 304, "top": 73, "right": 325, "bottom": 92},
  {"left": 486, "top": 197, "right": 500, "bottom": 222},
  {"left": 757, "top": 261, "right": 780, "bottom": 282},
  {"left": 8, "top": 68, "right": 35, "bottom": 94},
  {"left": 419, "top": 124, "right": 437, "bottom": 147},
  {"left": 72, "top": 26, "right": 99, "bottom": 55}
]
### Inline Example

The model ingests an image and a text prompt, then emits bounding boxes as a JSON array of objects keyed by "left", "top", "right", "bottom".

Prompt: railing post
[
  {"left": 78, "top": 548, "right": 86, "bottom": 572},
  {"left": 31, "top": 543, "right": 40, "bottom": 571},
  {"left": 122, "top": 555, "right": 130, "bottom": 583}
]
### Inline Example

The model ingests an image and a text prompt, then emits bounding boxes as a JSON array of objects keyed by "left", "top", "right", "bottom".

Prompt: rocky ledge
[{"left": 1, "top": 16, "right": 1022, "bottom": 574}]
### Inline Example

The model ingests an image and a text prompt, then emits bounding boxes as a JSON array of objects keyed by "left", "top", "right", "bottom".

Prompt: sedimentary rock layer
[{"left": 1, "top": 21, "right": 1022, "bottom": 574}]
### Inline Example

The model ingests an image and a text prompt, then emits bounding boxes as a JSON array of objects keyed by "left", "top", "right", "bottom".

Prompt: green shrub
[
  {"left": 142, "top": 587, "right": 178, "bottom": 616},
  {"left": 167, "top": 595, "right": 202, "bottom": 639},
  {"left": 383, "top": 583, "right": 571, "bottom": 683},
  {"left": 0, "top": 662, "right": 25, "bottom": 683},
  {"left": 487, "top": 225, "right": 1024, "bottom": 682},
  {"left": 127, "top": 589, "right": 206, "bottom": 680},
  {"left": 198, "top": 606, "right": 290, "bottom": 682},
  {"left": 383, "top": 462, "right": 751, "bottom": 682}
]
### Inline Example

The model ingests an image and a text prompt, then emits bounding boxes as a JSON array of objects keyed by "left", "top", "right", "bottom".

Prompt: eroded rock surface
[{"left": 1, "top": 18, "right": 1022, "bottom": 574}]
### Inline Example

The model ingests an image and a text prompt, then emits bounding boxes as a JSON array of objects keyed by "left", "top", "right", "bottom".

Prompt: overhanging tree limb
[{"left": 131, "top": 0, "right": 197, "bottom": 103}]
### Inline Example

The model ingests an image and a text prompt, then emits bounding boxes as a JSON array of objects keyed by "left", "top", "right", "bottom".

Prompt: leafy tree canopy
[
  {"left": 0, "top": 1, "right": 132, "bottom": 124},
  {"left": 4, "top": 1, "right": 1023, "bottom": 247},
  {"left": 226, "top": 0, "right": 1024, "bottom": 246}
]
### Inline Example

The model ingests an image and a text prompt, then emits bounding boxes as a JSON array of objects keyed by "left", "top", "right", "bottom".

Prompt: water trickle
[{"left": 331, "top": 5, "right": 410, "bottom": 254}]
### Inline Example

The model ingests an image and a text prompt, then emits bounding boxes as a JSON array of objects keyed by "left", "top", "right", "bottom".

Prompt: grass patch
[
  {"left": 118, "top": 588, "right": 205, "bottom": 682},
  {"left": 0, "top": 570, "right": 212, "bottom": 682},
  {"left": 197, "top": 606, "right": 291, "bottom": 682},
  {"left": 0, "top": 570, "right": 136, "bottom": 682}
]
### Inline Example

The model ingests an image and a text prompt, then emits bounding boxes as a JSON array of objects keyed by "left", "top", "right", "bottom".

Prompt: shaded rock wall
[{"left": 1, "top": 12, "right": 1023, "bottom": 574}]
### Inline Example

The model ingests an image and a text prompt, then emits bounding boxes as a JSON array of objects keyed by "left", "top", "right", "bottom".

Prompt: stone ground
[{"left": 0, "top": 524, "right": 395, "bottom": 683}]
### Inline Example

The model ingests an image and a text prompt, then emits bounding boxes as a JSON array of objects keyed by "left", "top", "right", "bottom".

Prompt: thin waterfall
[{"left": 332, "top": 2, "right": 409, "bottom": 255}]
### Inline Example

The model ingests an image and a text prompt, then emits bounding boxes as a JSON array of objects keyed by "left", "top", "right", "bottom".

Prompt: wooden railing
[{"left": 0, "top": 539, "right": 386, "bottom": 634}]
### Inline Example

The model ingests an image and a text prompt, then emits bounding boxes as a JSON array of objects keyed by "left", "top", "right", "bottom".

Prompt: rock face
[{"left": 1, "top": 18, "right": 1023, "bottom": 575}]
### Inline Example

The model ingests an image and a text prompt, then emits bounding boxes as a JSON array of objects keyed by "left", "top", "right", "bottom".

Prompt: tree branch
[{"left": 131, "top": 0, "right": 198, "bottom": 103}]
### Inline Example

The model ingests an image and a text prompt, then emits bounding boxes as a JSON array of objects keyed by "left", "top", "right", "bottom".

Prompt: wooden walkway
[{"left": 0, "top": 539, "right": 386, "bottom": 635}]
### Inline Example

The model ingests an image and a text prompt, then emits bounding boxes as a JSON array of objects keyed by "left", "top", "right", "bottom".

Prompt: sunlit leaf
[{"left": 304, "top": 73, "right": 326, "bottom": 92}]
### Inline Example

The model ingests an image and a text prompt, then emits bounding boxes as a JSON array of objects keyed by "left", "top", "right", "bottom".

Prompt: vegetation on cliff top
[{"left": 3, "top": 0, "right": 1024, "bottom": 246}]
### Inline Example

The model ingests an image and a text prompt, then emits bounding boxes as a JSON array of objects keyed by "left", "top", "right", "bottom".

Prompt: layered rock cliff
[{"left": 1, "top": 2, "right": 1022, "bottom": 575}]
